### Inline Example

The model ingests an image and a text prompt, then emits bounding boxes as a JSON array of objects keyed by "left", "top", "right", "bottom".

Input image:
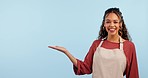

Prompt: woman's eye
[
  {"left": 106, "top": 22, "right": 110, "bottom": 23},
  {"left": 114, "top": 22, "right": 118, "bottom": 24}
]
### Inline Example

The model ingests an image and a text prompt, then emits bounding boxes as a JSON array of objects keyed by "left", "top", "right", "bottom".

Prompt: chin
[{"left": 108, "top": 32, "right": 118, "bottom": 36}]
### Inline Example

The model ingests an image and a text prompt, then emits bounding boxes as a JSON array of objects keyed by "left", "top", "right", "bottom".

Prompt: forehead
[{"left": 105, "top": 13, "right": 120, "bottom": 21}]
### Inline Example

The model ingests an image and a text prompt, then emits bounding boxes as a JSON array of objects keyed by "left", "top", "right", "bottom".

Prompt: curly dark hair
[{"left": 98, "top": 7, "right": 132, "bottom": 41}]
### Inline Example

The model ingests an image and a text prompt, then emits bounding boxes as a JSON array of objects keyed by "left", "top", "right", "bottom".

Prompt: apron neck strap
[
  {"left": 98, "top": 37, "right": 106, "bottom": 47},
  {"left": 98, "top": 36, "right": 123, "bottom": 50},
  {"left": 119, "top": 36, "right": 123, "bottom": 50}
]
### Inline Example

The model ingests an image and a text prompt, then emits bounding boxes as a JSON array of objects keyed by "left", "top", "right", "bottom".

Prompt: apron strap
[
  {"left": 98, "top": 40, "right": 104, "bottom": 48},
  {"left": 98, "top": 36, "right": 124, "bottom": 50},
  {"left": 119, "top": 36, "right": 123, "bottom": 50},
  {"left": 98, "top": 37, "right": 106, "bottom": 47}
]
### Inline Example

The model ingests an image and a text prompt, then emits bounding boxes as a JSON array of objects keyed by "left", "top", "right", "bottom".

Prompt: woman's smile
[{"left": 108, "top": 26, "right": 117, "bottom": 33}]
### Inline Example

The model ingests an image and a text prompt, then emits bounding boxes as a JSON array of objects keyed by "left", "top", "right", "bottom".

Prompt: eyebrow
[{"left": 105, "top": 19, "right": 120, "bottom": 21}]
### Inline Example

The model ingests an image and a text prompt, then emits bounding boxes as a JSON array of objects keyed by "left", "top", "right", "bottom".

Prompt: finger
[
  {"left": 55, "top": 46, "right": 61, "bottom": 48},
  {"left": 48, "top": 46, "right": 53, "bottom": 48},
  {"left": 48, "top": 46, "right": 56, "bottom": 49},
  {"left": 48, "top": 46, "right": 61, "bottom": 50}
]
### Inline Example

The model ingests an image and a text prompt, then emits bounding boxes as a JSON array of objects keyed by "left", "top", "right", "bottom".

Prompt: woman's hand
[
  {"left": 48, "top": 45, "right": 77, "bottom": 67},
  {"left": 48, "top": 46, "right": 68, "bottom": 53}
]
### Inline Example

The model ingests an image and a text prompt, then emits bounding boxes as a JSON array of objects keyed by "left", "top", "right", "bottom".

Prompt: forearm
[{"left": 64, "top": 51, "right": 77, "bottom": 67}]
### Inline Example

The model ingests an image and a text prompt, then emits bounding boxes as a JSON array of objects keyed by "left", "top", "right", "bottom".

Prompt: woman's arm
[
  {"left": 48, "top": 40, "right": 100, "bottom": 75},
  {"left": 48, "top": 46, "right": 77, "bottom": 67},
  {"left": 125, "top": 42, "right": 139, "bottom": 78}
]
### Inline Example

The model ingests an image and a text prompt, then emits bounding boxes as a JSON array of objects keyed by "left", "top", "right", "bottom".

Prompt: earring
[{"left": 103, "top": 26, "right": 105, "bottom": 30}]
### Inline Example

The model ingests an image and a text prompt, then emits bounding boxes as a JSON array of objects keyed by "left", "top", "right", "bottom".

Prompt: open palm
[{"left": 48, "top": 46, "right": 68, "bottom": 53}]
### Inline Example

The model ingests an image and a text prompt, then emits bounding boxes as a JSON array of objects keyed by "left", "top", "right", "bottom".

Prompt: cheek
[
  {"left": 104, "top": 23, "right": 109, "bottom": 27},
  {"left": 116, "top": 25, "right": 120, "bottom": 30},
  {"left": 104, "top": 26, "right": 109, "bottom": 32}
]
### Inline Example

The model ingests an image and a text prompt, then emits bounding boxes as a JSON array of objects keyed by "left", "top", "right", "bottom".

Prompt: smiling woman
[
  {"left": 99, "top": 8, "right": 130, "bottom": 41},
  {"left": 48, "top": 7, "right": 139, "bottom": 78}
]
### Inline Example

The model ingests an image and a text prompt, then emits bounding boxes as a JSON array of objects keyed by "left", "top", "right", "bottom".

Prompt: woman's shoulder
[
  {"left": 123, "top": 40, "right": 136, "bottom": 51},
  {"left": 93, "top": 39, "right": 102, "bottom": 44},
  {"left": 91, "top": 39, "right": 102, "bottom": 47},
  {"left": 124, "top": 40, "right": 135, "bottom": 47}
]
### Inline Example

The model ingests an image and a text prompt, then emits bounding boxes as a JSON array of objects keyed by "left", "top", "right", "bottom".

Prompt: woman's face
[{"left": 104, "top": 13, "right": 122, "bottom": 36}]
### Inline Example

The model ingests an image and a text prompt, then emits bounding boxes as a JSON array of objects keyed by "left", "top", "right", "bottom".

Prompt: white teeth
[
  {"left": 109, "top": 29, "right": 115, "bottom": 31},
  {"left": 110, "top": 29, "right": 115, "bottom": 30}
]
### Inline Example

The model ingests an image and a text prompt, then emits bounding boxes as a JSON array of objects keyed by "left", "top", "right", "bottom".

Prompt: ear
[
  {"left": 104, "top": 25, "right": 106, "bottom": 28},
  {"left": 103, "top": 22, "right": 106, "bottom": 27}
]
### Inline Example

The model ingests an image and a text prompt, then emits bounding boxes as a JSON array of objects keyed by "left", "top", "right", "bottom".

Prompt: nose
[{"left": 110, "top": 22, "right": 115, "bottom": 27}]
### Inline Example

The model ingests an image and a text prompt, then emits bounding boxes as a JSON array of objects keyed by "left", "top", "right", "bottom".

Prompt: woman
[{"left": 48, "top": 7, "right": 139, "bottom": 78}]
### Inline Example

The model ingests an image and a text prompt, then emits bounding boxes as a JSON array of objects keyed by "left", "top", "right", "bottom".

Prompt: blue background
[{"left": 0, "top": 0, "right": 147, "bottom": 78}]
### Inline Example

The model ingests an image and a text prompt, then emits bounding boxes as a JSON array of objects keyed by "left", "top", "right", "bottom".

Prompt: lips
[{"left": 108, "top": 27, "right": 117, "bottom": 33}]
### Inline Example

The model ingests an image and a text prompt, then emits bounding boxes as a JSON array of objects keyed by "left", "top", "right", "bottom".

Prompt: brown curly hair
[{"left": 98, "top": 7, "right": 132, "bottom": 41}]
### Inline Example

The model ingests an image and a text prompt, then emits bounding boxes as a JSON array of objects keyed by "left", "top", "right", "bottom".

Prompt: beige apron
[{"left": 92, "top": 37, "right": 126, "bottom": 78}]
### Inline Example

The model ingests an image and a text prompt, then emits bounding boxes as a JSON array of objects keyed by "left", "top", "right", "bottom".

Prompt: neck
[{"left": 107, "top": 35, "right": 120, "bottom": 43}]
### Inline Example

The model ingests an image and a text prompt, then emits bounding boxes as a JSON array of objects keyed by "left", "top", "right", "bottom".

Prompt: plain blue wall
[{"left": 0, "top": 0, "right": 147, "bottom": 78}]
